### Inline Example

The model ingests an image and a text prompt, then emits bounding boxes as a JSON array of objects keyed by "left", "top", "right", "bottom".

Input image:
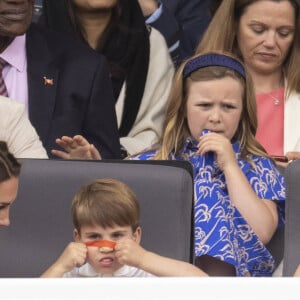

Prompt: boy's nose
[{"left": 99, "top": 246, "right": 114, "bottom": 253}]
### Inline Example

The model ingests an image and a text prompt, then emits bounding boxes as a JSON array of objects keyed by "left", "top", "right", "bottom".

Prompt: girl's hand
[
  {"left": 51, "top": 135, "right": 102, "bottom": 160},
  {"left": 114, "top": 239, "right": 147, "bottom": 268},
  {"left": 197, "top": 132, "right": 237, "bottom": 171}
]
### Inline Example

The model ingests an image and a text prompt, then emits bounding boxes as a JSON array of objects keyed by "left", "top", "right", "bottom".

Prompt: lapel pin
[{"left": 43, "top": 76, "right": 54, "bottom": 86}]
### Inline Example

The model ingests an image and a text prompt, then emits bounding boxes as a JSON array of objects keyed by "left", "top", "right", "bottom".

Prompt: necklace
[
  {"left": 268, "top": 88, "right": 284, "bottom": 106},
  {"left": 269, "top": 95, "right": 280, "bottom": 106}
]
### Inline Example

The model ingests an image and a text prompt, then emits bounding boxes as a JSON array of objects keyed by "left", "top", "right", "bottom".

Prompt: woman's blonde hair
[{"left": 197, "top": 0, "right": 300, "bottom": 96}]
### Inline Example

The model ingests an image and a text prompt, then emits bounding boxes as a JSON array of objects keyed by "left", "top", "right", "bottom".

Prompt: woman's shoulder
[
  {"left": 245, "top": 154, "right": 283, "bottom": 176},
  {"left": 148, "top": 27, "right": 173, "bottom": 64}
]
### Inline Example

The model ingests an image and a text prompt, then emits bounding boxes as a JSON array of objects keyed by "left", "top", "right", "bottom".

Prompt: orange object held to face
[{"left": 85, "top": 240, "right": 116, "bottom": 249}]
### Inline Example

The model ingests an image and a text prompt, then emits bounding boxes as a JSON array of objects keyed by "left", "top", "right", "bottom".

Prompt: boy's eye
[
  {"left": 111, "top": 232, "right": 124, "bottom": 239},
  {"left": 87, "top": 234, "right": 101, "bottom": 240},
  {"left": 0, "top": 204, "right": 8, "bottom": 210}
]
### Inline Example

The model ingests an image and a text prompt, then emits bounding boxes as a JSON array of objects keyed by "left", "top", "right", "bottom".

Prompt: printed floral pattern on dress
[{"left": 129, "top": 138, "right": 285, "bottom": 276}]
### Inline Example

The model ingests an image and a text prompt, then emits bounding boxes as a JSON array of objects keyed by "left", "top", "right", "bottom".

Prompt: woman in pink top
[{"left": 197, "top": 0, "right": 300, "bottom": 166}]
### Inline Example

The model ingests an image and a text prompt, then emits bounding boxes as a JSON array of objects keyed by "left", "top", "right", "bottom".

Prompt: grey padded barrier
[
  {"left": 0, "top": 159, "right": 194, "bottom": 277},
  {"left": 283, "top": 160, "right": 300, "bottom": 276},
  {"left": 266, "top": 165, "right": 285, "bottom": 272}
]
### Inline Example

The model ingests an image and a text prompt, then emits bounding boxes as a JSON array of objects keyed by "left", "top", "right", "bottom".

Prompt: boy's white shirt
[{"left": 63, "top": 263, "right": 155, "bottom": 278}]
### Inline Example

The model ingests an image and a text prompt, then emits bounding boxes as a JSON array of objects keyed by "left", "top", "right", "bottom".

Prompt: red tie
[{"left": 0, "top": 58, "right": 8, "bottom": 97}]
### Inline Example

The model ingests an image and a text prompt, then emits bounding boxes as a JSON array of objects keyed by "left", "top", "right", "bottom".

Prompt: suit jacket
[
  {"left": 26, "top": 23, "right": 121, "bottom": 159},
  {"left": 149, "top": 0, "right": 211, "bottom": 62},
  {"left": 0, "top": 96, "right": 48, "bottom": 158}
]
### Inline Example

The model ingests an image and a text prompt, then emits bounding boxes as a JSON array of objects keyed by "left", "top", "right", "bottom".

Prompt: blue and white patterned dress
[{"left": 130, "top": 138, "right": 285, "bottom": 276}]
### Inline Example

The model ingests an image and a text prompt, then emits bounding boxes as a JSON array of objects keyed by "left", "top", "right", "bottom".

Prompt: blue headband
[{"left": 183, "top": 53, "right": 246, "bottom": 79}]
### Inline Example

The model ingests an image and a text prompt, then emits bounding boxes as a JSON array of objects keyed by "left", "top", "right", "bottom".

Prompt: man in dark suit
[
  {"left": 138, "top": 0, "right": 212, "bottom": 65},
  {"left": 0, "top": 0, "right": 121, "bottom": 159}
]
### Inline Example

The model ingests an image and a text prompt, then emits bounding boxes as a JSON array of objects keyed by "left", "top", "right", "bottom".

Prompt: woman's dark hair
[{"left": 0, "top": 141, "right": 21, "bottom": 182}]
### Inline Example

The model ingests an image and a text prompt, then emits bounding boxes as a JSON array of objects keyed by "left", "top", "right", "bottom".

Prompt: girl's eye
[
  {"left": 197, "top": 103, "right": 211, "bottom": 108},
  {"left": 223, "top": 104, "right": 235, "bottom": 110}
]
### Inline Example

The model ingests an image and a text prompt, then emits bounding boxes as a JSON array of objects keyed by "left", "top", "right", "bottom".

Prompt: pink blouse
[{"left": 256, "top": 88, "right": 284, "bottom": 156}]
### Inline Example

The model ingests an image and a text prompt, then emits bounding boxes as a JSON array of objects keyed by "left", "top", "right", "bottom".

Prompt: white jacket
[
  {"left": 284, "top": 90, "right": 300, "bottom": 153},
  {"left": 115, "top": 28, "right": 174, "bottom": 155},
  {"left": 0, "top": 96, "right": 48, "bottom": 158}
]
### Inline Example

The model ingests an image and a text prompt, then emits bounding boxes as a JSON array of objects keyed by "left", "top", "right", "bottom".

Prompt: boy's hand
[
  {"left": 53, "top": 242, "right": 87, "bottom": 273},
  {"left": 114, "top": 239, "right": 147, "bottom": 268}
]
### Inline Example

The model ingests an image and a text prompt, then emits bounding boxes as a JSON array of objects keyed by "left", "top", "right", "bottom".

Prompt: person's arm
[
  {"left": 198, "top": 133, "right": 278, "bottom": 245},
  {"left": 223, "top": 155, "right": 278, "bottom": 244},
  {"left": 115, "top": 239, "right": 208, "bottom": 277},
  {"left": 138, "top": 0, "right": 160, "bottom": 17},
  {"left": 139, "top": 0, "right": 179, "bottom": 63},
  {"left": 138, "top": 1, "right": 211, "bottom": 63},
  {"left": 286, "top": 151, "right": 300, "bottom": 161},
  {"left": 2, "top": 99, "right": 48, "bottom": 159},
  {"left": 294, "top": 264, "right": 300, "bottom": 277},
  {"left": 41, "top": 242, "right": 87, "bottom": 278},
  {"left": 276, "top": 151, "right": 300, "bottom": 169}
]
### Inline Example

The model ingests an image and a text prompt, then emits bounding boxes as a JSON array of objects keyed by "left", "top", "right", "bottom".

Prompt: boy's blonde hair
[{"left": 72, "top": 178, "right": 140, "bottom": 234}]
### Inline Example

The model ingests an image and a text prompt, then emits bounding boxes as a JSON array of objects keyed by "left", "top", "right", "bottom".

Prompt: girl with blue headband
[{"left": 129, "top": 51, "right": 285, "bottom": 276}]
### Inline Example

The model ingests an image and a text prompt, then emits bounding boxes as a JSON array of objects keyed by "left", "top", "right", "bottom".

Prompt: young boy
[{"left": 41, "top": 178, "right": 207, "bottom": 277}]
